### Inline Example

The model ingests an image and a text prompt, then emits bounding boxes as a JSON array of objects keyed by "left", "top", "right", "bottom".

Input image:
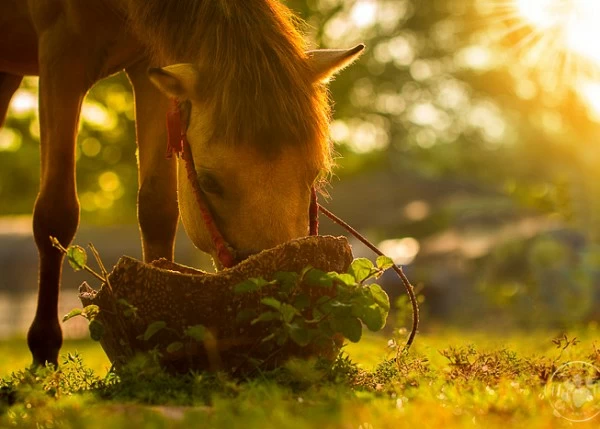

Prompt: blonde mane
[{"left": 126, "top": 0, "right": 332, "bottom": 170}]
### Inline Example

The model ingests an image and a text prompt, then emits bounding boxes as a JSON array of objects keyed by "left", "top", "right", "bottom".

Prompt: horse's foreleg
[
  {"left": 27, "top": 37, "right": 89, "bottom": 366},
  {"left": 127, "top": 63, "right": 178, "bottom": 263},
  {"left": 0, "top": 73, "right": 23, "bottom": 127}
]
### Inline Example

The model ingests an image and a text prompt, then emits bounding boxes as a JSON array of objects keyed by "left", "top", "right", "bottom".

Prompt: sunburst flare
[{"left": 477, "top": 0, "right": 600, "bottom": 108}]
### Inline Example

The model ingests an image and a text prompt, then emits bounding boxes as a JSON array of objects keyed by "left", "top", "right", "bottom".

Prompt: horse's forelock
[{"left": 126, "top": 0, "right": 332, "bottom": 172}]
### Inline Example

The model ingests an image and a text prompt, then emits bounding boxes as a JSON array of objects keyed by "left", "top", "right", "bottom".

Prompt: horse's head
[{"left": 148, "top": 46, "right": 363, "bottom": 268}]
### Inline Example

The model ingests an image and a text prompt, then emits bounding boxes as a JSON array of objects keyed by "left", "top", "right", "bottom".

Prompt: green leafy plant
[
  {"left": 62, "top": 305, "right": 104, "bottom": 341},
  {"left": 234, "top": 257, "right": 393, "bottom": 351},
  {"left": 50, "top": 237, "right": 110, "bottom": 287},
  {"left": 53, "top": 238, "right": 116, "bottom": 343},
  {"left": 134, "top": 320, "right": 208, "bottom": 357}
]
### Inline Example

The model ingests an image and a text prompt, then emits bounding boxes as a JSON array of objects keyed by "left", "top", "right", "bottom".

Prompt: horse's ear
[
  {"left": 148, "top": 64, "right": 198, "bottom": 99},
  {"left": 306, "top": 44, "right": 365, "bottom": 83}
]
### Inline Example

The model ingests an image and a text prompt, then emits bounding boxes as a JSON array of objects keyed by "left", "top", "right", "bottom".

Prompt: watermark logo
[{"left": 545, "top": 361, "right": 600, "bottom": 422}]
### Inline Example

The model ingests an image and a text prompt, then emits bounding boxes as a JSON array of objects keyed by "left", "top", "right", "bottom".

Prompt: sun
[
  {"left": 479, "top": 0, "right": 600, "bottom": 117},
  {"left": 480, "top": 0, "right": 600, "bottom": 75},
  {"left": 562, "top": 1, "right": 600, "bottom": 66},
  {"left": 516, "top": 0, "right": 567, "bottom": 29},
  {"left": 516, "top": 0, "right": 600, "bottom": 66}
]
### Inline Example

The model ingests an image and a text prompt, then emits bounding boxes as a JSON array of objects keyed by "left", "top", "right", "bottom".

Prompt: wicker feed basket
[{"left": 78, "top": 235, "right": 353, "bottom": 373}]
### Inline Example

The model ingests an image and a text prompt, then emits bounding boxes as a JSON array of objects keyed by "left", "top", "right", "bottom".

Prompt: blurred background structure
[{"left": 1, "top": 0, "right": 600, "bottom": 338}]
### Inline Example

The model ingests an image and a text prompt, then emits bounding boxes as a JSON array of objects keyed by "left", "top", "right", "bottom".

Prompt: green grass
[
  {"left": 0, "top": 339, "right": 111, "bottom": 376},
  {"left": 1, "top": 327, "right": 599, "bottom": 428}
]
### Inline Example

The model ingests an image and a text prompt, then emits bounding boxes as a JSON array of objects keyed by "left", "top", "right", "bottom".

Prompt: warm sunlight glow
[
  {"left": 564, "top": 1, "right": 600, "bottom": 66},
  {"left": 578, "top": 81, "right": 600, "bottom": 121},
  {"left": 9, "top": 90, "right": 37, "bottom": 116},
  {"left": 350, "top": 1, "right": 377, "bottom": 28},
  {"left": 516, "top": 0, "right": 566, "bottom": 29},
  {"left": 513, "top": 0, "right": 600, "bottom": 67},
  {"left": 378, "top": 238, "right": 420, "bottom": 265},
  {"left": 479, "top": 0, "right": 600, "bottom": 112}
]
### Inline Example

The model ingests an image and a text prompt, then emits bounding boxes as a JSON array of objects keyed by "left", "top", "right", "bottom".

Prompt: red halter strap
[
  {"left": 166, "top": 99, "right": 236, "bottom": 268},
  {"left": 166, "top": 100, "right": 184, "bottom": 159}
]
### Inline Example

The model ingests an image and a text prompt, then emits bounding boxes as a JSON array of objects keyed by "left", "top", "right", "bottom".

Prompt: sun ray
[{"left": 475, "top": 0, "right": 600, "bottom": 116}]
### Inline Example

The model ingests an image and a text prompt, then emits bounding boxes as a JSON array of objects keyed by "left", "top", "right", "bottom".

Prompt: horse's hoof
[{"left": 27, "top": 318, "right": 62, "bottom": 368}]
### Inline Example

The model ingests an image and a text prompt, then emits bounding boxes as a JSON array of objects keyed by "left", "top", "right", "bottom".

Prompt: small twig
[
  {"left": 317, "top": 205, "right": 420, "bottom": 359},
  {"left": 49, "top": 236, "right": 106, "bottom": 284},
  {"left": 89, "top": 242, "right": 112, "bottom": 293},
  {"left": 88, "top": 243, "right": 108, "bottom": 278}
]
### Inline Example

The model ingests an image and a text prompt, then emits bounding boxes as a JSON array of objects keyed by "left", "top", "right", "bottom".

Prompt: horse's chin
[{"left": 210, "top": 249, "right": 245, "bottom": 271}]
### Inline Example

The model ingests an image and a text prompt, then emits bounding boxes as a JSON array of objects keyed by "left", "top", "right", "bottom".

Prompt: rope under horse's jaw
[{"left": 166, "top": 99, "right": 319, "bottom": 269}]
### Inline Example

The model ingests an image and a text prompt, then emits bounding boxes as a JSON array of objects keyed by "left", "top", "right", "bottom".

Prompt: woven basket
[{"left": 79, "top": 235, "right": 353, "bottom": 373}]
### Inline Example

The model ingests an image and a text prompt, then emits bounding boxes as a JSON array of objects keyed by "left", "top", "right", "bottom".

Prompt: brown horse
[{"left": 0, "top": 0, "right": 363, "bottom": 366}]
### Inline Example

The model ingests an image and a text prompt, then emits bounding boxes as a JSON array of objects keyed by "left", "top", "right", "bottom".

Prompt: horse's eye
[{"left": 198, "top": 172, "right": 224, "bottom": 196}]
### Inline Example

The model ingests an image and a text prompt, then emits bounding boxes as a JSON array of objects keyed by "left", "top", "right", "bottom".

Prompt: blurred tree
[
  {"left": 0, "top": 73, "right": 137, "bottom": 224},
  {"left": 2, "top": 0, "right": 600, "bottom": 326}
]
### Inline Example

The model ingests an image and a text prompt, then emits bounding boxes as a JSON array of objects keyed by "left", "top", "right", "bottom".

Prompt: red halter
[{"left": 166, "top": 99, "right": 319, "bottom": 269}]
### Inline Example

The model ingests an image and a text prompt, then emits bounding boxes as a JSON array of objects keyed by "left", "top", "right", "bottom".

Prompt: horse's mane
[{"left": 125, "top": 0, "right": 331, "bottom": 170}]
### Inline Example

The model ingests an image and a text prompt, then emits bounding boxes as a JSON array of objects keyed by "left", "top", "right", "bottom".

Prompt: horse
[{"left": 0, "top": 0, "right": 364, "bottom": 367}]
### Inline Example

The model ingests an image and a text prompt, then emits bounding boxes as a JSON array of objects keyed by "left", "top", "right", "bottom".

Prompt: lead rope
[
  {"left": 169, "top": 99, "right": 417, "bottom": 353},
  {"left": 309, "top": 187, "right": 319, "bottom": 236},
  {"left": 314, "top": 199, "right": 419, "bottom": 354}
]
